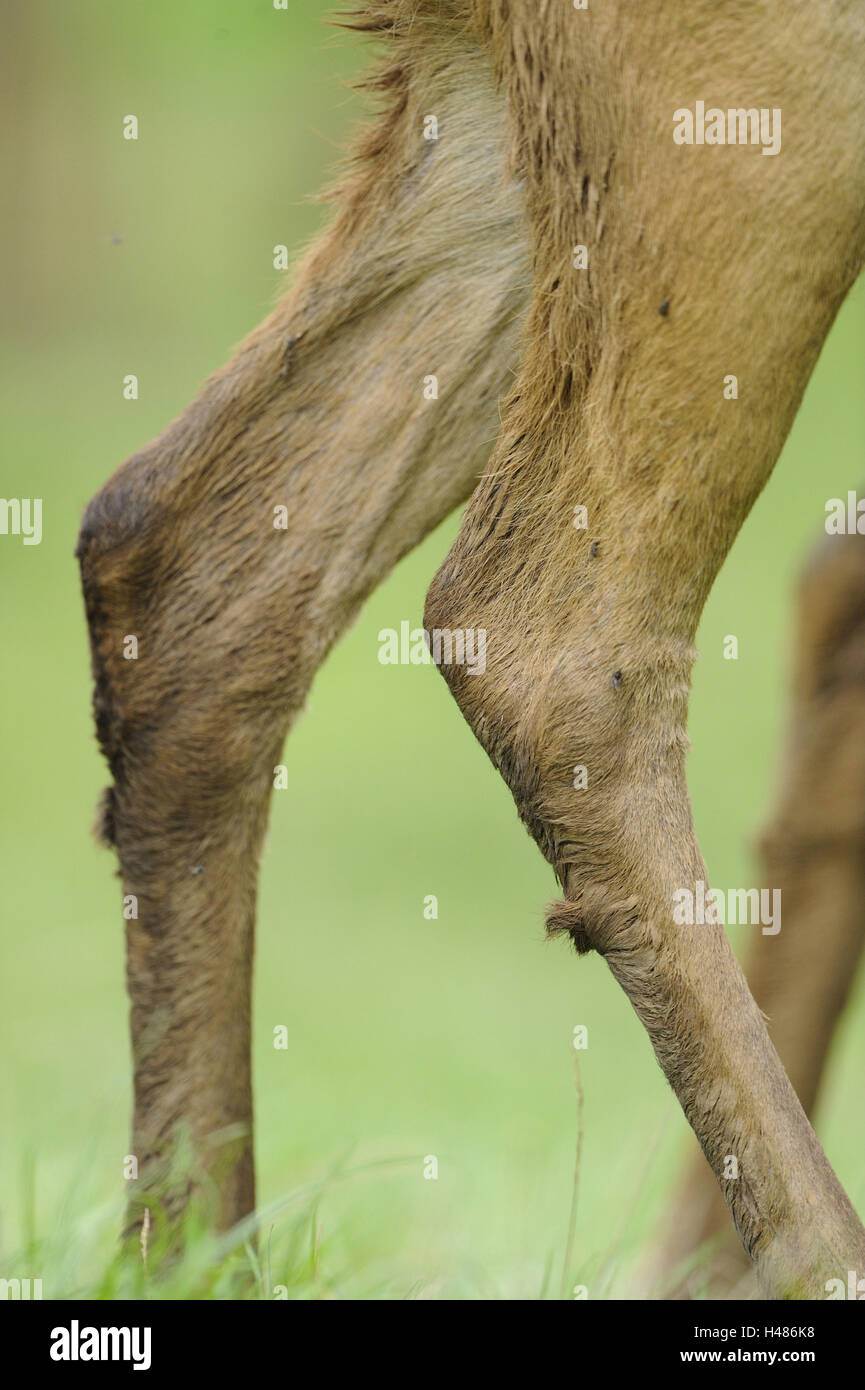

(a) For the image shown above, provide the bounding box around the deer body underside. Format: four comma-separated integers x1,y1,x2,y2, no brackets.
77,0,865,1298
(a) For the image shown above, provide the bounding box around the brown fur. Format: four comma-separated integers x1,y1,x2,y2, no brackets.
78,0,865,1292
654,520,865,1297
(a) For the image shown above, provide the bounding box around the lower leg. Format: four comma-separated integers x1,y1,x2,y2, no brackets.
78,20,529,1233
657,522,865,1295
427,440,865,1299
426,4,865,1296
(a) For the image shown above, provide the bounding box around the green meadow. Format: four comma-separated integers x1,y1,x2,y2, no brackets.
1,2,862,1298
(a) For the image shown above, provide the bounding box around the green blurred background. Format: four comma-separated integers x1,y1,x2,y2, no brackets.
1,1,863,1298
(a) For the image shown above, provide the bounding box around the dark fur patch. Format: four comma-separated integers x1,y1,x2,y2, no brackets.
545,898,592,954
546,889,642,958
93,786,117,847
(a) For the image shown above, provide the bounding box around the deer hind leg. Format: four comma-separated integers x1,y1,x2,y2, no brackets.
77,12,530,1235
656,520,865,1298
425,1,865,1297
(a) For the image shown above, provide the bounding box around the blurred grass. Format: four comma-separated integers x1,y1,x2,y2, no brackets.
0,2,863,1298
